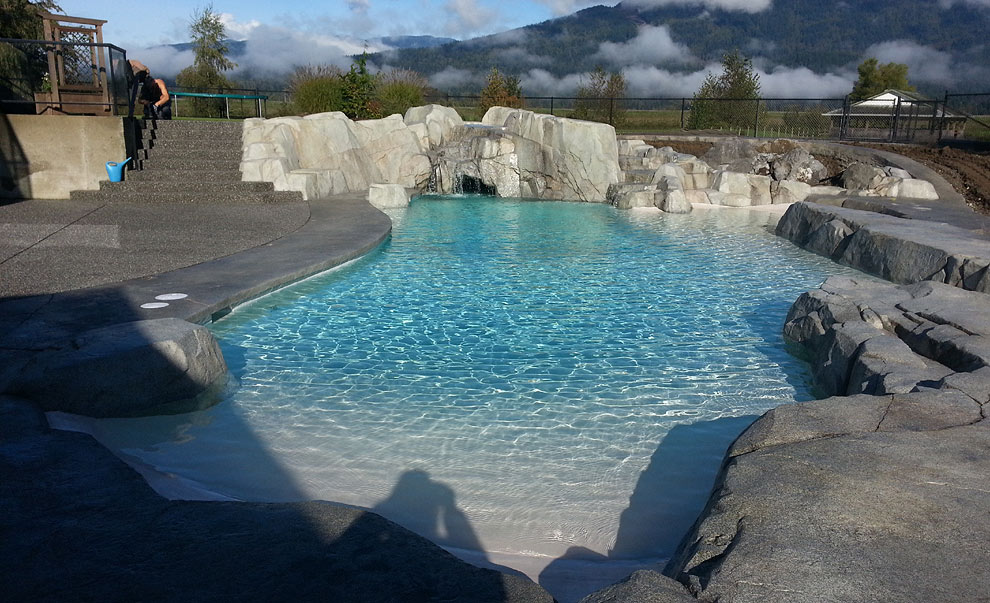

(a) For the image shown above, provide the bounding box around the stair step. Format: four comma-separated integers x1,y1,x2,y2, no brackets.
70,189,302,204
146,137,243,151
126,168,244,182
137,146,242,160
138,156,242,170
98,179,273,193
139,120,243,133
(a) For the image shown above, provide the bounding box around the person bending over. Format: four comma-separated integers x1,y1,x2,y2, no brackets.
137,67,172,120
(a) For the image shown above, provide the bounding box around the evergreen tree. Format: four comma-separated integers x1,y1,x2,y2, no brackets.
688,50,761,131
850,58,915,100
175,4,236,116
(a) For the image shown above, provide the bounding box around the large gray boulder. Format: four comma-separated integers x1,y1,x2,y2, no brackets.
702,138,758,168
771,148,828,184
782,275,989,397
8,318,228,417
776,202,990,292
580,570,695,603
668,392,990,603
841,162,887,191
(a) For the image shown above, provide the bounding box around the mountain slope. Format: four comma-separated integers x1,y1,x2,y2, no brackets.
374,0,989,90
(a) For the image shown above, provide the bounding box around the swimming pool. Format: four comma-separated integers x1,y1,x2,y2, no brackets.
79,197,863,601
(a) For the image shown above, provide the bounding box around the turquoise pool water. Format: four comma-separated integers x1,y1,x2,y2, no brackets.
77,197,863,600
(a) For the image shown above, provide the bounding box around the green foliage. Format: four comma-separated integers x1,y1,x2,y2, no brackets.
850,58,915,100
0,0,60,39
375,69,427,117
189,4,236,75
289,61,428,119
340,54,380,120
174,4,236,117
572,66,625,126
292,75,346,115
688,50,761,130
479,67,523,114
0,1,61,101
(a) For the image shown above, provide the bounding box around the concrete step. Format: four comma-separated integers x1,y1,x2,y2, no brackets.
139,120,243,134
146,137,242,152
97,179,273,193
126,168,244,183
137,155,242,170
69,188,302,204
136,147,242,162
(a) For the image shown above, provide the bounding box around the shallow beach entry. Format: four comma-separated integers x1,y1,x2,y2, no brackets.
77,197,862,601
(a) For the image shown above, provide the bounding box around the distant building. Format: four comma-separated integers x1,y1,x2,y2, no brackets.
823,89,966,142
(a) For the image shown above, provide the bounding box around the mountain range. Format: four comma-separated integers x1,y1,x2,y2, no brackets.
370,0,990,95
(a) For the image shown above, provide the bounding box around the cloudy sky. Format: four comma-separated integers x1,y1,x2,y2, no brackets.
57,0,986,96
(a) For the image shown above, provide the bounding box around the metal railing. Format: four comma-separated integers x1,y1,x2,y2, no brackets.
0,37,128,115
170,91,267,119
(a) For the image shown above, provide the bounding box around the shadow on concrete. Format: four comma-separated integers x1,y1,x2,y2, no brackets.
0,286,540,602
0,112,31,202
538,415,758,601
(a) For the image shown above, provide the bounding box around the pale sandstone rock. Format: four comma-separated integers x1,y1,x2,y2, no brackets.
481,107,621,202
403,104,464,148
771,179,812,204
367,183,410,209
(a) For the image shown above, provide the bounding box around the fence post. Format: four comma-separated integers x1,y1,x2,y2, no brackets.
938,90,949,143
753,98,761,137
839,95,849,140
609,97,614,126
680,98,686,129
890,96,901,142
550,97,554,116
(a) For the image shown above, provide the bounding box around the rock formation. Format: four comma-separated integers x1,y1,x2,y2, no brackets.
612,137,943,212
9,318,228,417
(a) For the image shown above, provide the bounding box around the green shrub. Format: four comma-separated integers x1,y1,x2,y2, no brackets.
292,75,346,115
376,80,424,117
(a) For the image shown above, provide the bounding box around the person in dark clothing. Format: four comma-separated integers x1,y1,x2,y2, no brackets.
140,74,172,120
128,60,172,120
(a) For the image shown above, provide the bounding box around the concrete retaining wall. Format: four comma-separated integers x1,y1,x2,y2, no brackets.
0,114,128,200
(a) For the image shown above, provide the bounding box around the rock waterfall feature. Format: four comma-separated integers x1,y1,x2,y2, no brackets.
240,106,620,203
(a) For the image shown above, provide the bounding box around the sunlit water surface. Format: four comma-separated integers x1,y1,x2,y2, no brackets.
68,197,864,601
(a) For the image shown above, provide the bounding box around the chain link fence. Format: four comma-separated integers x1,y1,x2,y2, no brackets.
943,93,990,143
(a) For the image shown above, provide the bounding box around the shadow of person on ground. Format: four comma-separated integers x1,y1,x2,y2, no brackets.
373,469,484,552
538,415,758,602
373,469,531,582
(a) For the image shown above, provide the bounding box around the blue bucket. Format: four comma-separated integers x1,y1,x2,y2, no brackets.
105,157,132,182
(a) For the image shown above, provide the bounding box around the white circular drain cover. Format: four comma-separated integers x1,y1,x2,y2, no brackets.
141,302,169,309
155,293,188,301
